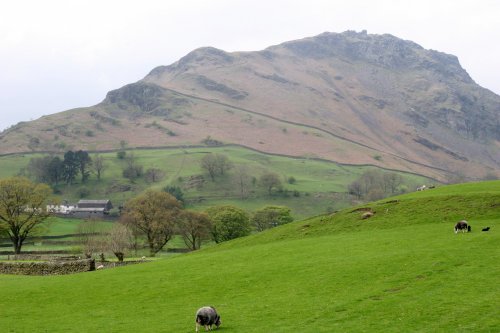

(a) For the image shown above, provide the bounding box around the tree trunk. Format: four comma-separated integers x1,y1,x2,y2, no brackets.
114,252,124,262
13,236,23,254
14,243,22,254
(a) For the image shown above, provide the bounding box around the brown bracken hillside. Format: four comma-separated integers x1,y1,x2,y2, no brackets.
1,31,499,182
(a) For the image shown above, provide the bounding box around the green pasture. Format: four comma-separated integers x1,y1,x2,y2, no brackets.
0,181,498,332
0,146,430,219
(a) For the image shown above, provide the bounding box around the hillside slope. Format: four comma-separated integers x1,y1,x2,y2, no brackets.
0,181,498,332
1,31,499,182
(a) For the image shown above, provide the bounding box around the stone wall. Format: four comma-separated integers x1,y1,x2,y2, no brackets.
5,254,81,261
0,259,95,275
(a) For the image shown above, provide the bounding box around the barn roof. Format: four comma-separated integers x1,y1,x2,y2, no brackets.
73,208,106,212
77,200,111,205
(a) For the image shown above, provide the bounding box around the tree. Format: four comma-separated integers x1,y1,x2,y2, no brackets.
93,154,107,181
63,150,79,185
75,150,92,182
252,206,294,232
383,172,403,194
348,180,363,199
163,185,185,204
214,153,232,176
122,153,143,182
177,210,212,250
360,170,384,195
26,156,64,186
47,156,64,185
201,153,218,181
206,205,250,243
234,165,252,199
259,172,282,195
26,156,52,183
121,190,181,256
145,168,165,183
0,177,51,254
107,223,134,261
76,218,104,258
200,153,232,181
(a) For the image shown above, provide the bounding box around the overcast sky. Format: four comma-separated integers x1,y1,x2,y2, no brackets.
1,0,499,131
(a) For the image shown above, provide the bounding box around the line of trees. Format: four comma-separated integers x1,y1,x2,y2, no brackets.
0,177,295,256
22,150,298,201
116,191,294,256
24,150,96,186
347,170,407,201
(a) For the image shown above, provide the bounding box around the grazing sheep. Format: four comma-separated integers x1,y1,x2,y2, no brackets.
361,211,374,219
96,264,104,270
195,306,221,332
454,220,471,233
482,227,490,231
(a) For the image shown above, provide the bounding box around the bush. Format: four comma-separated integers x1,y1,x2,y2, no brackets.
163,185,185,204
122,165,143,182
206,206,250,243
117,151,126,159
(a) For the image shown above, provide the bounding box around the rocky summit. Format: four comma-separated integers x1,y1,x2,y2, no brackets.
1,31,499,181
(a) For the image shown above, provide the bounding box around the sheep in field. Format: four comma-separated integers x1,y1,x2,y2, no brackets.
195,306,221,332
454,220,471,233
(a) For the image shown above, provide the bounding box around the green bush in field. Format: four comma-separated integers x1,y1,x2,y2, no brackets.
206,205,251,243
252,205,293,231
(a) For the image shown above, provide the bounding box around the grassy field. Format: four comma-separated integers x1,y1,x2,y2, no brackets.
0,181,498,332
0,146,430,219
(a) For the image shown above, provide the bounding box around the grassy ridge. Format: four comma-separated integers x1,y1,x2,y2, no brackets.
0,181,498,332
221,180,500,248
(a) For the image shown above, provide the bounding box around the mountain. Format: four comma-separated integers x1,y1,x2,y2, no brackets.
1,30,499,182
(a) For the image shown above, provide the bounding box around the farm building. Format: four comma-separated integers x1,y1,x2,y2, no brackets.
46,203,76,215
73,199,113,218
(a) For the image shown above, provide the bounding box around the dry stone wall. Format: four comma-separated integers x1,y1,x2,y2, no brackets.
0,259,95,275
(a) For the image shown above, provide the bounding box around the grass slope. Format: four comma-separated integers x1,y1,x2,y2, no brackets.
0,181,498,332
0,146,429,219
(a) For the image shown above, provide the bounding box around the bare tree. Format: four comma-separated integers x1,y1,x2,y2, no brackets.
383,172,403,194
259,172,282,195
348,180,363,199
107,223,134,261
200,153,232,181
145,168,165,183
215,153,232,176
122,153,143,182
93,154,107,181
77,218,105,259
234,165,252,199
201,153,218,181
177,210,212,250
